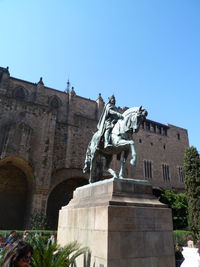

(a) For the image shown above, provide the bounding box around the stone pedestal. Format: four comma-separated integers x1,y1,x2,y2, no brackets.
57,178,175,267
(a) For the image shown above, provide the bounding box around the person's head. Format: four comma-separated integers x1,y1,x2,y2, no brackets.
187,235,193,241
23,230,28,236
1,240,33,267
10,230,16,237
108,95,116,105
51,232,56,238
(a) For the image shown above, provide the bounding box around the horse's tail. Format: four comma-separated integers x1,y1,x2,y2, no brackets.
83,161,90,173
83,131,101,173
83,141,92,173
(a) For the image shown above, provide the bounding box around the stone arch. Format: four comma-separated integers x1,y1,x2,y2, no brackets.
49,95,62,109
13,86,28,100
0,120,33,160
0,156,34,229
46,169,88,229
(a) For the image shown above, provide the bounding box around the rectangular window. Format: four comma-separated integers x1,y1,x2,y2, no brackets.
162,164,170,181
157,126,162,134
178,166,184,183
163,128,168,136
151,123,156,133
145,122,150,131
144,160,153,179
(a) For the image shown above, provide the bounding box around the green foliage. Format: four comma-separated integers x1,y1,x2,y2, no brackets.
0,235,90,267
159,189,188,230
174,230,193,246
183,146,200,239
0,230,54,239
0,248,6,266
30,212,48,230
30,235,89,267
174,230,194,265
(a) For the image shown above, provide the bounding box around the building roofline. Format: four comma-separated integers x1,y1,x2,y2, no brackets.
145,118,169,128
166,123,188,131
10,76,36,86
75,94,97,104
5,70,187,131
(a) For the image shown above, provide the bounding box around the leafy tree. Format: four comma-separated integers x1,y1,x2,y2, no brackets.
159,189,188,230
30,212,48,230
183,146,200,239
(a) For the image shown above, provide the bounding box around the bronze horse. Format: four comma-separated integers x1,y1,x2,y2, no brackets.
83,106,148,183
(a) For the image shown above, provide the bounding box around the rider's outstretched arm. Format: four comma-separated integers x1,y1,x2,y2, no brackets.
109,109,123,119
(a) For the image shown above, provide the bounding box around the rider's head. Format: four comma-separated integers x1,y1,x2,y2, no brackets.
108,95,116,105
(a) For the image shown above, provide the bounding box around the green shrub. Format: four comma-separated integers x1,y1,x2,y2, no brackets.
30,235,89,267
30,212,48,230
183,146,200,239
0,230,55,241
0,233,90,267
159,190,188,230
174,230,193,246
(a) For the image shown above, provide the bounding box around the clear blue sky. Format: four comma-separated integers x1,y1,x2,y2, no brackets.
1,0,200,151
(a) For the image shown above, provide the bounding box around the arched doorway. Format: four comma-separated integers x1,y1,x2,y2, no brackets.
0,165,28,229
47,178,88,229
0,157,34,229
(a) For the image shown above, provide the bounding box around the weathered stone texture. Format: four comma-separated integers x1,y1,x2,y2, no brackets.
0,66,189,229
57,178,175,267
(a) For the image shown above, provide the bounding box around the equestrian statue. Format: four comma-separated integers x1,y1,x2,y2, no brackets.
83,95,148,183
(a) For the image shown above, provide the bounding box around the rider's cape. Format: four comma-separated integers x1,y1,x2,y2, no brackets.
95,102,112,147
97,102,112,137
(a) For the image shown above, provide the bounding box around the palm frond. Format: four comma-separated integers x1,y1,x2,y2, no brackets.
31,236,89,267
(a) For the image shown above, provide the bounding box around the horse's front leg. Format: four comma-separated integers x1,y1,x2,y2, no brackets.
115,139,136,166
119,150,129,179
89,151,98,183
119,157,126,179
129,140,136,166
104,155,118,179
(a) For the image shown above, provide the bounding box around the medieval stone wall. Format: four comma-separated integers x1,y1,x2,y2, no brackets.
0,66,189,229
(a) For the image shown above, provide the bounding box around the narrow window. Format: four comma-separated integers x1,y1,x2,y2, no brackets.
145,122,150,131
157,126,162,134
144,160,153,179
15,88,25,100
162,164,170,181
50,98,59,109
163,128,168,136
152,124,156,133
178,166,184,183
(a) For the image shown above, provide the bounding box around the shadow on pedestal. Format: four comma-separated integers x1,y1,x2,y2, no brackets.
57,178,175,267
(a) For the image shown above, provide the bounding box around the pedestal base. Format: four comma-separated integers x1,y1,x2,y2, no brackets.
57,178,175,267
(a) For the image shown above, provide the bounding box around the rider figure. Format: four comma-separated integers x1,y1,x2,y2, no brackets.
97,95,123,148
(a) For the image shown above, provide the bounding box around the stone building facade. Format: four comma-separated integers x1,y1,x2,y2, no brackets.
0,66,189,229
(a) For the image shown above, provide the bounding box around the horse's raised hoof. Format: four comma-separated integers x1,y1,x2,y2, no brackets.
104,144,112,150
130,158,136,166
83,162,90,173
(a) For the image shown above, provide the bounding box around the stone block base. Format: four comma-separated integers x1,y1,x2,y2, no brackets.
57,178,175,267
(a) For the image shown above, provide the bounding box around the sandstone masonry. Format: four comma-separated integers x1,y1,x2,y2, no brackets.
0,66,189,229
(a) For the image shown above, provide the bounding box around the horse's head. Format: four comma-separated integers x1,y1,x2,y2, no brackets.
119,106,148,133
